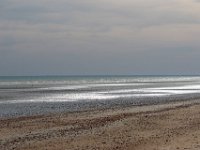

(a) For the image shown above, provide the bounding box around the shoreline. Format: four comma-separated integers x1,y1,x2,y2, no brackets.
1,94,200,119
1,99,200,149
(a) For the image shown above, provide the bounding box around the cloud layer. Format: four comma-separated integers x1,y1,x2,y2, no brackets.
1,0,200,75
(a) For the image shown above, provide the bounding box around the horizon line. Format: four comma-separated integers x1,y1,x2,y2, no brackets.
0,74,200,77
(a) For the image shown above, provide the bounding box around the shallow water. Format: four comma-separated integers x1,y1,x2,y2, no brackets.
1,76,200,117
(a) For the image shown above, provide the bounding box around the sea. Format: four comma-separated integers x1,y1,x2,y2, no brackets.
1,76,200,118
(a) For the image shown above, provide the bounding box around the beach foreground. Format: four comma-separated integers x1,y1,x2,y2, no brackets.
1,101,200,150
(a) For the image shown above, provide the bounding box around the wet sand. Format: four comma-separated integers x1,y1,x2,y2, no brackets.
1,100,200,150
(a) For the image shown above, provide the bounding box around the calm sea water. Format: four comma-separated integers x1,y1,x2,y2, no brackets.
1,76,200,117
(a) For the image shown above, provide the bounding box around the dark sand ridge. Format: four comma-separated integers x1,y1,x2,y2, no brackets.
1,100,200,150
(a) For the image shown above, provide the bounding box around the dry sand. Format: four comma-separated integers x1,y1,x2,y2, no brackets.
1,100,200,150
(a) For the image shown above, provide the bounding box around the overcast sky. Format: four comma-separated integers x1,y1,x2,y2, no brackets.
1,0,200,76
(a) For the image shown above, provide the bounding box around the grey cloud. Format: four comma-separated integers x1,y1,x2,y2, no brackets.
1,0,200,26
1,0,200,75
0,36,17,48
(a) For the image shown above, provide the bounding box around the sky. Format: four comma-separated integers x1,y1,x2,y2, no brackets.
1,0,200,76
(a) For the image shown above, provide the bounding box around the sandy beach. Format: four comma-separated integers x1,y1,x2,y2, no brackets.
0,100,200,150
